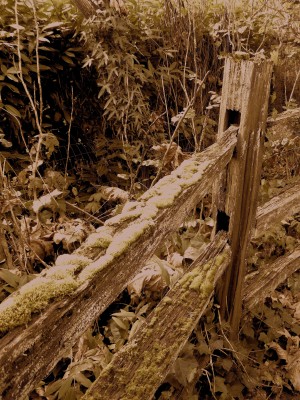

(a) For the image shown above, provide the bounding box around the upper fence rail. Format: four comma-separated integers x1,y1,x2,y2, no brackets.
0,125,237,399
0,59,299,400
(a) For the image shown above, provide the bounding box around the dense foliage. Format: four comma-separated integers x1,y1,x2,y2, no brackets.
0,0,299,399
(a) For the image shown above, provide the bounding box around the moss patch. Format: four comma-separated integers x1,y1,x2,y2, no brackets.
0,277,78,332
0,153,220,333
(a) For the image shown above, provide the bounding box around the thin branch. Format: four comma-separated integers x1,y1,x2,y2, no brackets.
150,70,210,187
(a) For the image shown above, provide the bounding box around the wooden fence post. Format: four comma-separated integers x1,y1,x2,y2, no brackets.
214,57,272,337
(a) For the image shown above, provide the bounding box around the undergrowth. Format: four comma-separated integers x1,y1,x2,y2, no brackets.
0,0,299,399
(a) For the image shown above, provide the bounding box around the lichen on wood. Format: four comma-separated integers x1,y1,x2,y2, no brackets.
0,127,237,400
82,234,230,400
0,127,237,335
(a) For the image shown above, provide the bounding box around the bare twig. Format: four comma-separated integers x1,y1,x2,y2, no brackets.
64,86,74,185
150,70,210,187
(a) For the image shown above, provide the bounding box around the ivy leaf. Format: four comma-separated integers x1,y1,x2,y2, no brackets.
214,376,228,394
172,357,198,386
42,132,59,158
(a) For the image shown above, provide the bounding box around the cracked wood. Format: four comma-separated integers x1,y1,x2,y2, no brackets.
0,127,237,400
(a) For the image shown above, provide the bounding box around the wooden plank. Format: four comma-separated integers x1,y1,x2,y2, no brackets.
243,246,300,311
152,245,300,399
0,127,237,400
82,234,231,400
213,57,273,337
266,108,300,141
255,181,300,234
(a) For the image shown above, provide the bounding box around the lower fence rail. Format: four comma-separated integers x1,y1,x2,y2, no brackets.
83,233,230,400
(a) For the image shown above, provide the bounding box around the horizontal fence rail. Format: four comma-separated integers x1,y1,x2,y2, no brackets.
244,245,300,311
0,127,238,399
0,56,298,400
255,181,300,233
83,233,230,400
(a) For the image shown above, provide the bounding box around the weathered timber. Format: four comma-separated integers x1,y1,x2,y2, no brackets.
213,57,273,336
0,127,237,400
255,181,300,234
83,233,231,400
266,107,300,140
157,243,300,400
243,246,300,311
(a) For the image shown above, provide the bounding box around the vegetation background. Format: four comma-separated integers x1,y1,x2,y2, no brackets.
0,0,299,398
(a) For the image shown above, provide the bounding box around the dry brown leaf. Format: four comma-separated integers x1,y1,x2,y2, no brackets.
127,258,181,297
92,186,129,203
167,252,183,269
53,219,95,251
269,342,288,361
32,189,63,214
29,239,53,262
286,349,300,391
293,302,300,320
151,142,186,169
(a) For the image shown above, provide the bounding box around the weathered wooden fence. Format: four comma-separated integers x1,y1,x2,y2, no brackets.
0,58,299,400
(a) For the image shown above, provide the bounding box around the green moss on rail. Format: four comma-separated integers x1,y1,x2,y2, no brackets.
0,154,217,334
0,277,78,332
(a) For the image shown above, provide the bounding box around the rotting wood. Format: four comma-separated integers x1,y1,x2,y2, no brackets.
243,246,300,311
266,107,300,140
213,58,273,337
82,233,230,400
152,244,300,400
0,127,237,400
255,181,300,234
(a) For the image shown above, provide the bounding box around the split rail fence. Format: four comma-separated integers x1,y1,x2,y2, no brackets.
0,58,299,400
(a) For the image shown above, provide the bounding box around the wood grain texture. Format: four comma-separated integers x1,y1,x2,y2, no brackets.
213,58,273,336
0,128,237,399
83,234,230,400
255,181,300,233
244,246,300,311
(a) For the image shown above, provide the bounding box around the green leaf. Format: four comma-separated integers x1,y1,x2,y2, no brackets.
214,376,228,394
7,74,19,82
112,317,128,330
62,56,75,66
0,269,20,289
65,51,75,57
42,132,59,158
42,21,65,31
4,83,20,94
3,104,21,118
75,372,92,388
1,65,7,74
38,37,50,43
44,379,62,396
112,311,136,319
6,67,19,74
38,64,51,71
155,257,170,287
9,24,25,30
58,378,73,399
